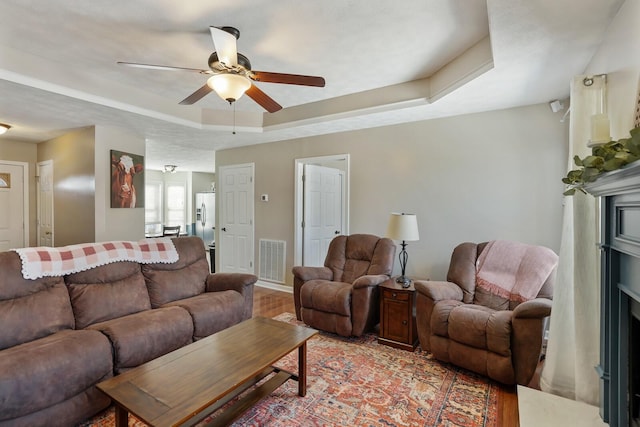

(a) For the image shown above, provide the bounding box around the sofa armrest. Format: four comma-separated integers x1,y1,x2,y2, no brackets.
352,274,390,289
512,298,552,385
414,280,463,302
206,273,257,321
206,273,257,294
350,275,389,336
512,298,552,319
292,266,333,282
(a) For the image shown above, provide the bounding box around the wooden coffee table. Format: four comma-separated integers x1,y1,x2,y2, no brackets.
97,316,318,427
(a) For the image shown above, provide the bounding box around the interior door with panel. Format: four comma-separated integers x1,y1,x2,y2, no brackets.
0,161,28,250
219,164,254,274
303,164,344,266
294,154,349,268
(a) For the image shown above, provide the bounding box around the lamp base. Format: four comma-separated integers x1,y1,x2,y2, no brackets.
396,276,411,287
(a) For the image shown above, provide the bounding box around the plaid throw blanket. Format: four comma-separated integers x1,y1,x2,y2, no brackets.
14,238,179,280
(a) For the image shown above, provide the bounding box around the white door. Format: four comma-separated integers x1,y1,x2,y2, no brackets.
0,161,28,250
219,164,254,274
303,164,344,266
37,161,54,246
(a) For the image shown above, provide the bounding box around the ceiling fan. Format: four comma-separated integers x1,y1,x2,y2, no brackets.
118,26,325,113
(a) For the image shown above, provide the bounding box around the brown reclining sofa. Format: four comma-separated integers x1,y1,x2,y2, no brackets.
0,236,256,427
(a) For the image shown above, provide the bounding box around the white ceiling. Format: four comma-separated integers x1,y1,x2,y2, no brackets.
0,0,625,172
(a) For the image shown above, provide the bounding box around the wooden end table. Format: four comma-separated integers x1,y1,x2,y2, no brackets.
378,278,418,351
97,317,317,427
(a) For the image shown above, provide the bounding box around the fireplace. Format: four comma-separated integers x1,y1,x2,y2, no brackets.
631,302,640,426
587,162,640,426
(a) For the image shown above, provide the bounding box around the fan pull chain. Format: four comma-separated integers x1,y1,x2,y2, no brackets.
232,102,236,135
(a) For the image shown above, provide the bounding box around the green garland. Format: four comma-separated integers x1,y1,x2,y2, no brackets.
563,126,640,195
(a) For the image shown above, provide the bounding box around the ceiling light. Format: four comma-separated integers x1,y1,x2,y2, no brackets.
0,124,11,135
163,165,177,174
207,74,251,103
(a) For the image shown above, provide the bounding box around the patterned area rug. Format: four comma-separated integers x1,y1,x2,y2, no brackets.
81,313,499,427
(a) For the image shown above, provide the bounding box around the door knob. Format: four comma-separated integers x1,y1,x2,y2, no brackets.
221,227,227,232
335,230,340,234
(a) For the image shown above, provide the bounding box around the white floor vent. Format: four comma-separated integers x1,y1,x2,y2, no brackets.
259,239,286,284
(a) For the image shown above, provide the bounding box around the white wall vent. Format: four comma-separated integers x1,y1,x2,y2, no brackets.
259,239,286,284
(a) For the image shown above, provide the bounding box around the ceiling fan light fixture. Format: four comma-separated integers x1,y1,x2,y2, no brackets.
163,165,177,174
207,74,251,103
0,123,11,135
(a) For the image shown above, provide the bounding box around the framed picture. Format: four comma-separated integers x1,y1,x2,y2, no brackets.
0,173,10,188
110,150,145,208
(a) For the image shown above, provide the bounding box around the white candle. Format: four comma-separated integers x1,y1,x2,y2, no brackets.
591,113,610,143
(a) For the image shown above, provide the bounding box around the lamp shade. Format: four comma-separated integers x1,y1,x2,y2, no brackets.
0,124,11,135
207,74,251,103
386,213,419,241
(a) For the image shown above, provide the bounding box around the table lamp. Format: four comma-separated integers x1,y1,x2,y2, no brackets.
386,213,419,287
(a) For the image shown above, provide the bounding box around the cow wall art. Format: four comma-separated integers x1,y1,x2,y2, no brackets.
110,150,145,208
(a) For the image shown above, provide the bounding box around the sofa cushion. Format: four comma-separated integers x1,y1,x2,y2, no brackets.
65,261,151,329
88,306,193,373
300,280,352,316
0,281,75,351
446,242,484,304
325,234,395,284
164,290,245,340
449,340,515,385
0,329,113,422
142,236,209,307
3,387,111,427
0,251,75,350
447,305,513,356
301,308,352,337
430,299,463,338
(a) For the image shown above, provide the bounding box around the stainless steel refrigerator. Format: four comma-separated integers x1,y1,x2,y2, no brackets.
195,192,215,246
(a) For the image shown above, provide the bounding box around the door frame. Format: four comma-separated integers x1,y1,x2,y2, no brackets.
0,160,29,247
294,154,350,266
36,160,53,246
218,162,255,274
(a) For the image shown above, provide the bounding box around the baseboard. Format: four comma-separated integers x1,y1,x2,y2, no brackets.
256,280,293,293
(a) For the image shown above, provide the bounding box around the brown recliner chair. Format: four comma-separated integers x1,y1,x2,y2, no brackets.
292,234,396,337
415,241,557,385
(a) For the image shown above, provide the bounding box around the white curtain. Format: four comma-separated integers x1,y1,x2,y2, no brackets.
539,75,604,405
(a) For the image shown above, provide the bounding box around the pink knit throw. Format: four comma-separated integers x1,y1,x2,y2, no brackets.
475,240,558,302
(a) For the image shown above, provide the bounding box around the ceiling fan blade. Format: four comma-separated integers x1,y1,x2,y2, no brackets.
117,61,210,74
251,71,325,87
179,84,213,105
210,26,238,67
245,84,282,113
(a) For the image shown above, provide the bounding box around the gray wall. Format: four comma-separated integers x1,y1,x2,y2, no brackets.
95,126,146,242
216,102,569,285
38,127,96,246
3,126,147,246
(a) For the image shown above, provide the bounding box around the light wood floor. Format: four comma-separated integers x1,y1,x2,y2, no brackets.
252,286,522,427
